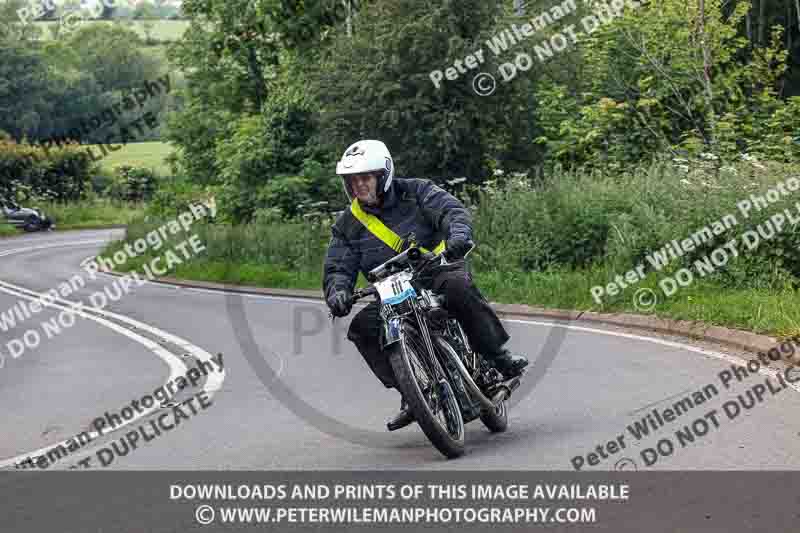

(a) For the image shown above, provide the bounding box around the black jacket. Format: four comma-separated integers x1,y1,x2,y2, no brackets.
323,177,473,299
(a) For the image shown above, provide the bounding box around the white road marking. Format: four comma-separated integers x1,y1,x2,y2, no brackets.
500,318,800,394
0,239,108,258
0,240,225,469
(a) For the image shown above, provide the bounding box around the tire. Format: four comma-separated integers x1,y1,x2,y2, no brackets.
22,216,41,232
480,398,508,433
389,326,465,459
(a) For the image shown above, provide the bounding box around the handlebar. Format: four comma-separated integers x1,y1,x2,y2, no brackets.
328,241,476,320
368,240,476,281
352,286,378,303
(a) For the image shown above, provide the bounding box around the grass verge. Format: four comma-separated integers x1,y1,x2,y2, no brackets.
42,198,146,230
0,223,18,237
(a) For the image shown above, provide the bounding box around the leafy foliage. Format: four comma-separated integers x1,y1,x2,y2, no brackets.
534,0,800,167
314,0,527,182
0,23,163,143
0,139,95,201
108,165,160,202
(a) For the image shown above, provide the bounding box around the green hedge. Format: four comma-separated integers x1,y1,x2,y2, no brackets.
0,140,95,201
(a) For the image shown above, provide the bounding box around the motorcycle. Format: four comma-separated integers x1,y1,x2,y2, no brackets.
343,236,524,458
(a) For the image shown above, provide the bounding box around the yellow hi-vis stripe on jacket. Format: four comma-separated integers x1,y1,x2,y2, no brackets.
350,199,447,255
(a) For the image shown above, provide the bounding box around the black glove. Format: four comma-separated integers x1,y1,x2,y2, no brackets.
327,287,353,317
444,236,473,261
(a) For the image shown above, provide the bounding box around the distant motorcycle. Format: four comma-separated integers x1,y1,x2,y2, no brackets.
1,197,54,232
346,237,524,458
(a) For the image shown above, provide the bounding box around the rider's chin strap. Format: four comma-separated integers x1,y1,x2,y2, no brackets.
350,198,446,255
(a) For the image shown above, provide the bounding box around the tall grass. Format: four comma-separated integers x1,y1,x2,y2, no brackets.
468,158,800,282
41,197,146,229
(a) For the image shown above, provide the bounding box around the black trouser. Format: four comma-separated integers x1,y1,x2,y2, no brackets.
346,263,510,389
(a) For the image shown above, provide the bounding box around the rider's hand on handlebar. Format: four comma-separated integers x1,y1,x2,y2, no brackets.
444,236,473,262
327,288,353,317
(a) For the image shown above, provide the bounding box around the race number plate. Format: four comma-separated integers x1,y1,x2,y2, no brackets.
375,272,417,305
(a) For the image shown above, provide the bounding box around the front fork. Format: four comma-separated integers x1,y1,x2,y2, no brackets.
411,305,450,381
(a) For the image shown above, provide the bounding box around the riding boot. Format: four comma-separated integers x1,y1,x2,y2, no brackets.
387,396,414,431
484,348,529,379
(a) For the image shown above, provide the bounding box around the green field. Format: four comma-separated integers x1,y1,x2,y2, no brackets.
33,20,189,41
89,141,173,174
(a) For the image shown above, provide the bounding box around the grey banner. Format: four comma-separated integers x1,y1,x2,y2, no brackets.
2,471,798,532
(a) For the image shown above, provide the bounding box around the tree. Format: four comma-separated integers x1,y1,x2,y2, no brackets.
314,0,526,182
66,24,161,92
0,43,55,140
533,0,800,166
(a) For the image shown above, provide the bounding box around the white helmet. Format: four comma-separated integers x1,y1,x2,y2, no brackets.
335,140,394,201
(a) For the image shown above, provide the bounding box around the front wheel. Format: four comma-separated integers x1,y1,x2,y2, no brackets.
389,326,465,459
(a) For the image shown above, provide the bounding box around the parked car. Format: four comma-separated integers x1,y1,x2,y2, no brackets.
0,197,54,232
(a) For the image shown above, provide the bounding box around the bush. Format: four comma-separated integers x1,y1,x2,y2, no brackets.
214,86,320,222
90,168,116,195
108,165,159,202
147,176,213,218
468,156,800,288
0,140,94,201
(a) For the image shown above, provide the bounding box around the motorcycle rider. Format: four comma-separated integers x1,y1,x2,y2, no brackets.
323,140,528,431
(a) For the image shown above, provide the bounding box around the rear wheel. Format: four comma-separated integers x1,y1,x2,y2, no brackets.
389,326,465,459
22,216,40,232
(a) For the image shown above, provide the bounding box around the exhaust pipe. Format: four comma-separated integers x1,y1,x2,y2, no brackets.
491,376,521,406
437,337,522,411
438,338,499,412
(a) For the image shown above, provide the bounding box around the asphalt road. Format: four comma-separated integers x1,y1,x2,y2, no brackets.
1,229,799,471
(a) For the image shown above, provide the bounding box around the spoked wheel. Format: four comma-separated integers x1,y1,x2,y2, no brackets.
389,327,465,458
